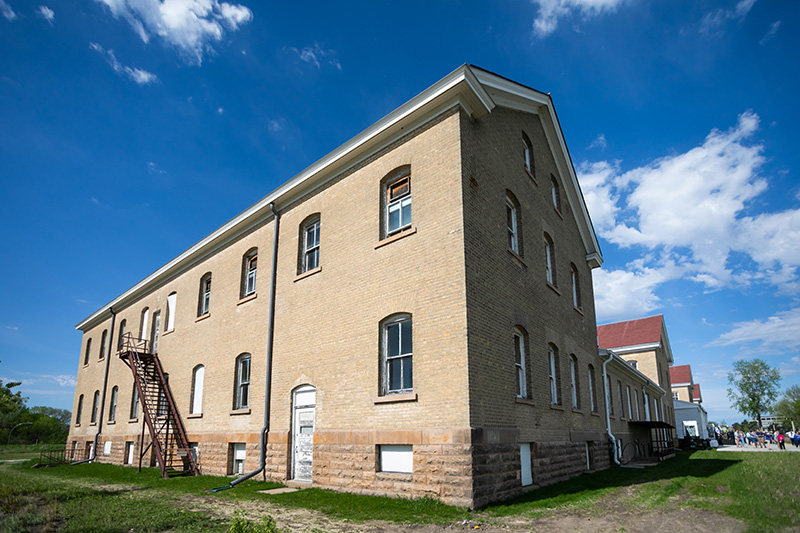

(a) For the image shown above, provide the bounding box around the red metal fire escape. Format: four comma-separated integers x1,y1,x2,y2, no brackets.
118,332,199,478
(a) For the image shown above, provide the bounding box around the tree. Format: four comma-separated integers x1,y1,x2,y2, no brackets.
774,385,800,430
727,359,781,427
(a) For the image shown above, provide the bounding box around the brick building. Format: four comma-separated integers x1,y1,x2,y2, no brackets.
69,65,665,507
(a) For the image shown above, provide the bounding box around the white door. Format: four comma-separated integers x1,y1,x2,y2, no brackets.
292,385,316,482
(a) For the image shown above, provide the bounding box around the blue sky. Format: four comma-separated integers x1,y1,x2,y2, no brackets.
1,0,797,425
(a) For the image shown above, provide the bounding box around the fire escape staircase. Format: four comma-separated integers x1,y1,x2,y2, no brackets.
118,333,200,478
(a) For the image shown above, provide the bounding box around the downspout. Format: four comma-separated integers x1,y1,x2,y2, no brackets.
214,202,280,491
73,307,115,465
599,349,620,466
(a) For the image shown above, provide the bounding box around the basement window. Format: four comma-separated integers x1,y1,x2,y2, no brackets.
379,445,412,473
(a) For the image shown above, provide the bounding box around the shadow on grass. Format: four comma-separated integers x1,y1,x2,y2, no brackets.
484,450,741,515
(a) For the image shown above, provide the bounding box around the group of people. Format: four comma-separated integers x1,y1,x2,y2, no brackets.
732,429,800,449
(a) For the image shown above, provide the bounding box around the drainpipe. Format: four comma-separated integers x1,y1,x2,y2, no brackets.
214,203,280,492
73,307,115,465
599,349,620,466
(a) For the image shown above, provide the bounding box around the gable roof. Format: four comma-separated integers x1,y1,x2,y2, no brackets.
76,65,602,331
596,315,673,364
692,383,702,402
669,364,693,386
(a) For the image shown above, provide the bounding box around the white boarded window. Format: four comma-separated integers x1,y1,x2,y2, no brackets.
124,442,134,464
166,292,177,331
191,365,204,414
379,445,412,473
520,443,532,486
103,440,112,455
140,308,149,342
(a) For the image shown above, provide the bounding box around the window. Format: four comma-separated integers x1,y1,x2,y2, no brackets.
300,217,320,273
117,320,127,351
617,381,625,418
76,394,84,425
151,310,161,353
628,360,638,370
381,314,412,394
384,170,412,237
103,440,112,455
588,365,597,412
627,385,633,419
606,375,614,416
570,264,581,308
83,338,92,366
514,327,527,398
231,443,246,475
130,385,139,419
520,443,533,486
166,292,177,331
544,234,556,286
191,365,204,414
548,344,560,405
91,390,100,423
124,442,134,464
379,445,413,473
644,391,650,421
551,175,561,212
158,373,169,417
108,385,118,422
242,249,258,296
234,354,251,409
569,355,579,409
506,192,520,255
198,273,211,316
522,132,534,176
672,391,679,400
634,389,641,420
99,329,108,360
140,307,149,341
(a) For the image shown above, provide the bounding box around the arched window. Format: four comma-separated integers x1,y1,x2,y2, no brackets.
139,307,150,341
151,310,161,353
514,327,527,398
569,355,580,409
83,338,92,366
130,385,139,419
381,314,413,394
166,292,177,331
191,364,205,414
522,132,534,177
548,344,560,405
76,394,84,425
99,329,108,360
382,167,412,237
588,365,597,413
242,248,258,297
117,319,127,351
606,374,614,416
571,264,581,309
234,354,251,409
544,233,556,286
506,191,521,255
551,175,561,212
108,385,118,422
299,216,320,273
91,390,100,423
198,273,212,316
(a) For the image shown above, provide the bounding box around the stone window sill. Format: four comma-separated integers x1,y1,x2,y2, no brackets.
573,306,584,316
572,408,584,415
195,313,210,323
554,207,564,220
128,418,138,423
525,168,538,185
375,227,417,249
507,248,528,268
89,422,97,426
294,266,321,282
549,403,565,411
374,393,417,404
107,420,116,425
376,471,413,481
515,397,536,406
187,413,203,419
591,411,601,417
230,408,251,416
238,293,257,305
547,282,561,296
163,329,175,336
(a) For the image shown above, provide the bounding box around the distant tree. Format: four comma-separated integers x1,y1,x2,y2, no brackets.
774,385,800,429
30,406,71,427
727,359,781,428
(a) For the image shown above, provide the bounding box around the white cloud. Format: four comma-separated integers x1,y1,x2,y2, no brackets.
710,309,800,351
288,43,342,71
36,5,54,24
759,21,781,45
94,0,253,65
147,161,166,174
267,119,281,132
13,372,77,388
0,0,17,21
531,0,628,39
780,356,800,377
5,325,19,331
587,133,607,151
217,107,224,114
701,0,756,35
592,260,684,320
90,42,159,85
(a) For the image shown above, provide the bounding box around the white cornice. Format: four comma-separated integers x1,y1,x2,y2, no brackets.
608,342,661,355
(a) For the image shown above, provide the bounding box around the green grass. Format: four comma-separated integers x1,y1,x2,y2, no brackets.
0,443,65,461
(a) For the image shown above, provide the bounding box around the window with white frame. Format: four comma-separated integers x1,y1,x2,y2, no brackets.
381,314,412,394
384,171,412,237
99,329,108,360
588,365,597,412
83,338,92,366
628,360,638,370
242,249,258,296
520,443,533,486
551,175,561,212
672,391,679,400
166,292,177,331
617,380,625,418
108,385,118,422
301,217,320,273
91,390,100,423
570,264,581,308
151,310,161,353
544,234,556,285
570,355,579,409
130,386,139,419
507,193,520,255
634,389,640,420
523,132,534,176
627,385,633,419
140,307,149,342
117,320,127,351
548,344,560,405
514,327,527,398
606,375,613,416
234,354,251,409
191,364,204,414
379,444,413,473
198,274,211,316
